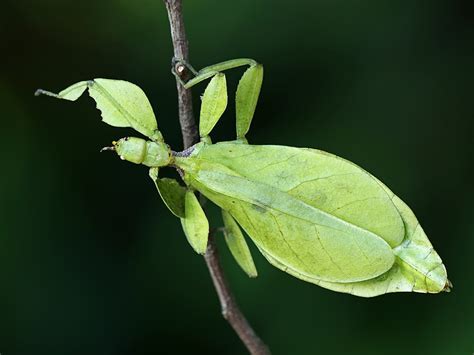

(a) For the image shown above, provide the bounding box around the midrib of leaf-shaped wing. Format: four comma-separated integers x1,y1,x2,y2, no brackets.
183,164,394,283
195,142,404,248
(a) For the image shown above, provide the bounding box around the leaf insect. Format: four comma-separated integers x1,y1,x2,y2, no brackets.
36,58,451,297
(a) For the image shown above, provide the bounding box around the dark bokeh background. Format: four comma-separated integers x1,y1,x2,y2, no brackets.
1,1,473,354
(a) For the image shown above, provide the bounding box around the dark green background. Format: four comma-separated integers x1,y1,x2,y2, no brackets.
1,1,473,354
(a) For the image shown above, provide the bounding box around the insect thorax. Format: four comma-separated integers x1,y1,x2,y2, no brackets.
114,137,171,167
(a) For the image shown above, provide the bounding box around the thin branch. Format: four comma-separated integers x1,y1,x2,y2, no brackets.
163,0,198,149
163,1,271,354
205,235,271,355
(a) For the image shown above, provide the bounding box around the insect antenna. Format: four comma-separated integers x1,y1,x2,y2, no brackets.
100,146,116,153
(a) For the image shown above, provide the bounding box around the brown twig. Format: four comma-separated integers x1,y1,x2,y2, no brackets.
205,235,271,355
163,0,198,149
163,1,270,354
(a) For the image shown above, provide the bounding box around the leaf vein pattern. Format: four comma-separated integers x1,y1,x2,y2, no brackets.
286,172,361,192
329,196,381,213
312,226,347,277
270,212,308,269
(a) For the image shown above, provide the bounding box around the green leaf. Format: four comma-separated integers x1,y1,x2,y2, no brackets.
199,73,227,137
149,168,186,218
180,190,209,254
175,141,449,296
222,210,258,278
36,79,162,142
236,65,263,139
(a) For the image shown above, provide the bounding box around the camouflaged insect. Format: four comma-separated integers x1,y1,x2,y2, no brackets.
36,58,451,297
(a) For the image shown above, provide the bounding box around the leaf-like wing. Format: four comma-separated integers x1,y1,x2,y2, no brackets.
199,73,227,137
177,141,448,295
199,170,394,283
236,65,263,139
177,148,395,283
222,210,258,277
192,142,405,247
36,79,162,141
149,168,186,218
180,190,209,254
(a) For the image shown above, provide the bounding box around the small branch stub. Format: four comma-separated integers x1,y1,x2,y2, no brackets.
176,63,185,76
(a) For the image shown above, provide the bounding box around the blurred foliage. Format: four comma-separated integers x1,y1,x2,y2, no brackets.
1,0,473,354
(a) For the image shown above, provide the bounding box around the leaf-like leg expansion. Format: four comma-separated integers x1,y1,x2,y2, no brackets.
149,168,186,218
36,79,163,142
222,210,258,278
199,73,228,139
180,190,209,254
236,65,264,141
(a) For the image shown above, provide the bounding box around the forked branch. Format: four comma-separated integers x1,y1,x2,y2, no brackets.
163,1,270,354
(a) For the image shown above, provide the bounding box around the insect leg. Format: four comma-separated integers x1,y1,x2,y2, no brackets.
176,58,259,89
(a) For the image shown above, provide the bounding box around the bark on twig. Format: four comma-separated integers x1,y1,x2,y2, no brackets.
205,234,271,355
163,0,198,149
163,1,270,354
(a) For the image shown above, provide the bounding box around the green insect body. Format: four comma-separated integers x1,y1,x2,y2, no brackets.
108,137,171,167
175,142,447,296
37,58,451,297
